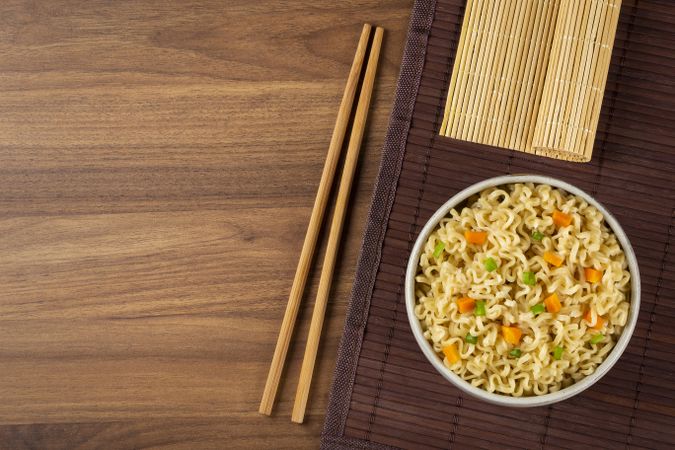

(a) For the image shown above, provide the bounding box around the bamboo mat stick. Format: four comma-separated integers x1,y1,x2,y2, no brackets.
480,0,517,144
518,0,553,149
549,0,577,148
534,0,571,148
441,0,475,134
258,23,372,416
478,0,520,145
525,0,560,152
565,0,615,158
543,0,576,148
489,0,525,144
578,0,614,154
490,0,526,144
446,0,481,136
541,0,576,146
448,0,483,136
577,0,612,154
562,0,595,152
510,0,546,150
506,0,539,149
519,0,551,152
567,0,606,152
500,0,536,148
550,0,587,151
581,0,621,157
291,27,384,425
454,0,489,138
532,0,565,147
484,0,517,143
565,0,605,154
462,0,500,140
564,0,601,153
467,0,505,142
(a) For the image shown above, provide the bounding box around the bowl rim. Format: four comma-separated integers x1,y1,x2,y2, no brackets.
404,174,641,407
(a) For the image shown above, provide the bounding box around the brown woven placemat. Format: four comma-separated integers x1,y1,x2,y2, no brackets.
322,0,675,449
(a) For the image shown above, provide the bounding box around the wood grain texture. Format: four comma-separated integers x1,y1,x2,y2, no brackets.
0,1,412,448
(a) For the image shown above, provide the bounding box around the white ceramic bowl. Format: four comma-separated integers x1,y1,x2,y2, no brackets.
405,174,640,407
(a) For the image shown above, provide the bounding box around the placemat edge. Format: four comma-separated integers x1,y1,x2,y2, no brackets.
321,0,438,447
322,434,398,450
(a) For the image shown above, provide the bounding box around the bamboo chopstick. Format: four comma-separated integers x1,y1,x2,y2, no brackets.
291,27,384,425
258,23,372,416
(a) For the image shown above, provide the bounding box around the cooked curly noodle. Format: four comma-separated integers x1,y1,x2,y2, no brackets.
414,183,630,396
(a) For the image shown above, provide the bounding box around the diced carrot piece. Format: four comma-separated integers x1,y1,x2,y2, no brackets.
552,210,573,227
544,251,564,267
584,267,603,283
583,308,593,322
464,230,487,245
443,344,461,364
501,326,522,345
584,309,605,330
593,316,605,330
544,293,561,313
456,296,475,314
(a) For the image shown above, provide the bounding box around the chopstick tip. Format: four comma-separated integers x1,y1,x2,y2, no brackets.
291,414,305,424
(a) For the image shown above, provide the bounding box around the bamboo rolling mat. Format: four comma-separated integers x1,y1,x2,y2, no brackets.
440,0,623,162
322,0,675,448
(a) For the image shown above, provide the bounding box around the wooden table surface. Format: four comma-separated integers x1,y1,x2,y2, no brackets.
0,1,412,448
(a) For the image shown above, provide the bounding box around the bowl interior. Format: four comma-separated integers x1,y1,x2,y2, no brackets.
405,174,641,407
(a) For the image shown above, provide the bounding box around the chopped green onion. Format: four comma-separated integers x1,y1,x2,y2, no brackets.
532,231,544,241
553,346,564,360
484,257,498,272
474,300,486,317
531,303,546,315
433,242,444,258
465,334,478,344
509,348,522,358
522,271,536,286
590,334,604,345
